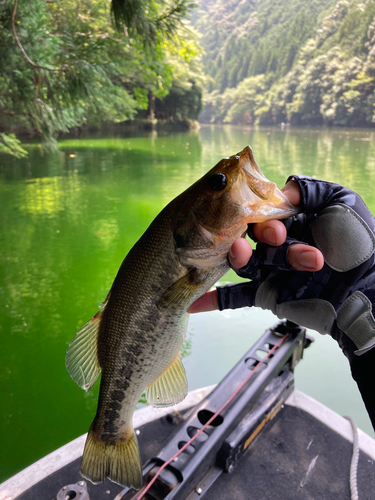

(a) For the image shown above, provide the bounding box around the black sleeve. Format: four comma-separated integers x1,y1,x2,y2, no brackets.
350,347,375,430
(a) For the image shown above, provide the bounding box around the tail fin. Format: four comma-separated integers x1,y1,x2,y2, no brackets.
81,427,142,489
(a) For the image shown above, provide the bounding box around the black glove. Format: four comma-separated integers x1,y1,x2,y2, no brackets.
217,175,375,429
217,176,375,360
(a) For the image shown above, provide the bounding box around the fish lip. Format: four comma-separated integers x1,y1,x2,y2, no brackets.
239,146,269,181
251,202,298,222
235,146,299,222
246,192,299,222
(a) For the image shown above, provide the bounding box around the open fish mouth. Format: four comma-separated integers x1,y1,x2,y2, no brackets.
234,145,298,223
249,191,297,221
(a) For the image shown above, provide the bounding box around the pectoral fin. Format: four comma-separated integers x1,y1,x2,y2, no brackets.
146,355,188,408
156,269,206,310
65,297,108,391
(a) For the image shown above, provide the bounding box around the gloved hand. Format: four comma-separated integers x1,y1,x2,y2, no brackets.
189,175,375,429
217,176,375,360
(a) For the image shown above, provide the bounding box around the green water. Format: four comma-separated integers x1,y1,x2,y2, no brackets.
1,125,375,484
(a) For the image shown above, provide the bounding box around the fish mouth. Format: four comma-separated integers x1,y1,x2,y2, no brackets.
251,190,298,222
236,145,299,223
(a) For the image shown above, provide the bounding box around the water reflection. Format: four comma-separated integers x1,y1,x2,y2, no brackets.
199,126,375,210
95,218,120,250
21,175,83,218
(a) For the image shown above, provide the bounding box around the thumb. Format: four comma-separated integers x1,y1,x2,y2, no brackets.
188,289,219,313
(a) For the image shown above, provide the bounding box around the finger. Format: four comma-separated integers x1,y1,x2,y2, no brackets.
282,180,301,205
239,238,324,275
187,289,219,313
217,281,258,310
287,243,324,271
228,238,253,269
252,219,287,246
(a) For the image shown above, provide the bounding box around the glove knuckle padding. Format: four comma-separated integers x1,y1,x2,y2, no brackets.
311,204,375,272
276,299,336,335
255,275,337,335
337,291,375,355
253,274,281,314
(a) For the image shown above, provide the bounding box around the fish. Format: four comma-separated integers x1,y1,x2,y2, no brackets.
65,145,297,488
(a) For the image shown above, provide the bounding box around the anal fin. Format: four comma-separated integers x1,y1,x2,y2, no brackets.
146,354,188,408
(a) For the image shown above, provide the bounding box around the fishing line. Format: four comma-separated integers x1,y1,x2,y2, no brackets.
116,332,289,500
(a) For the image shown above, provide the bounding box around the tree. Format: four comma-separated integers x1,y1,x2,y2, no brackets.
195,0,375,128
151,28,206,124
224,74,269,124
0,0,199,153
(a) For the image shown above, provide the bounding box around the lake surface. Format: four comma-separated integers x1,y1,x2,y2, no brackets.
1,124,375,484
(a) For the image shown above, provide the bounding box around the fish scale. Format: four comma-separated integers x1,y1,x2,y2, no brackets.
65,145,297,488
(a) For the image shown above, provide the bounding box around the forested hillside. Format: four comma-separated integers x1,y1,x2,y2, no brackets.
195,0,375,127
2,0,375,156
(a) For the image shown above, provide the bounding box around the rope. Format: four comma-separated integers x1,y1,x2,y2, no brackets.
344,415,359,500
114,333,290,500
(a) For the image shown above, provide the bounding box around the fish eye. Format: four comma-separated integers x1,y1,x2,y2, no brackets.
208,173,228,191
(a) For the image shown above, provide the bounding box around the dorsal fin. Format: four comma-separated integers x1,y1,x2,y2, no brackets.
65,297,109,391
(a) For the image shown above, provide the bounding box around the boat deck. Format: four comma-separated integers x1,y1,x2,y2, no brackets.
12,396,375,500
3,323,375,500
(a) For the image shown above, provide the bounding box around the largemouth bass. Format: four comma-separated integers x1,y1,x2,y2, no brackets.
66,146,297,488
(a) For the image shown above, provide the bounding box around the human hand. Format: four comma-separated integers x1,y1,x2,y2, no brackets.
188,176,375,359
188,175,375,430
188,180,324,313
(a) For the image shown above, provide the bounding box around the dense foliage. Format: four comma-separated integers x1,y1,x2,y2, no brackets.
0,0,203,153
2,0,375,156
196,0,375,127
